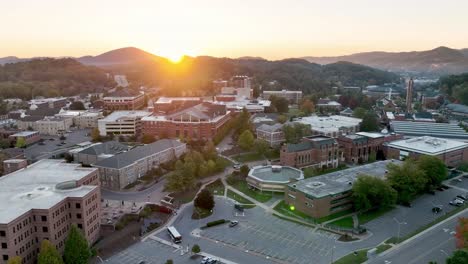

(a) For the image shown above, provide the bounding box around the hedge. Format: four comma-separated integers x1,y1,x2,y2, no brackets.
206,219,226,227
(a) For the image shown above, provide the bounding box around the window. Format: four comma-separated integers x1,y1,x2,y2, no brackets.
76,214,82,219
1,243,6,249
0,231,5,237
41,216,47,222
42,227,48,233
77,224,83,229
2,255,8,261
75,203,81,209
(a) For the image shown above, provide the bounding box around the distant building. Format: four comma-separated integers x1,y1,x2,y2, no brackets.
337,132,403,164
247,165,303,192
94,139,186,190
285,160,402,218
293,115,362,138
339,107,354,117
262,90,302,105
316,99,342,113
386,136,468,167
98,111,152,137
443,104,468,121
0,160,101,264
18,116,73,136
29,97,68,110
103,89,145,111
153,97,202,114
2,159,28,175
390,121,468,141
142,102,232,141
56,110,103,129
406,78,414,113
9,131,40,146
280,136,340,169
256,123,285,147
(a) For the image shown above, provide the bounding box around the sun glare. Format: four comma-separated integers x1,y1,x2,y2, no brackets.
167,54,184,64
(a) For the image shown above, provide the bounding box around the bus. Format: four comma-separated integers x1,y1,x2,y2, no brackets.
167,226,182,243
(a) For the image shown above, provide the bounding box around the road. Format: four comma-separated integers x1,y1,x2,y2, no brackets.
368,209,467,264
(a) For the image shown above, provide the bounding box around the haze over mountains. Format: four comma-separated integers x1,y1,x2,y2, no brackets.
302,46,468,75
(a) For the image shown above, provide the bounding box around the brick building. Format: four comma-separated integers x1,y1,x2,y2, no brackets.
337,132,403,164
103,90,145,111
280,136,340,169
0,160,100,264
2,159,28,175
285,160,402,218
386,136,468,167
142,102,232,141
153,97,202,115
9,131,41,146
97,111,152,137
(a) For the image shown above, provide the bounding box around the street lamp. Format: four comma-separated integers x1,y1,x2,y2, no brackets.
393,217,407,243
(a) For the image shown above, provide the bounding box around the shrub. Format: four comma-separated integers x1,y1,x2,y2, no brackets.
206,219,226,227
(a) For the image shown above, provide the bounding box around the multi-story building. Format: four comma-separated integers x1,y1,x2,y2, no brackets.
153,97,202,115
0,160,100,264
17,117,72,136
443,104,468,121
316,99,342,113
56,110,103,129
94,139,186,190
406,78,414,113
74,141,130,166
386,136,468,167
2,159,28,175
280,136,340,169
8,131,40,146
390,121,468,141
103,90,145,111
262,90,302,104
97,111,152,137
29,97,68,110
285,160,402,218
337,132,403,164
256,123,285,147
294,115,362,138
142,102,232,141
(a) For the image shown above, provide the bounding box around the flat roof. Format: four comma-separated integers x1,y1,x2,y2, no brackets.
100,111,152,122
11,131,39,137
249,165,303,184
391,121,468,140
155,97,201,104
386,136,468,155
263,90,302,94
294,115,362,133
289,160,402,198
356,132,385,139
0,159,98,223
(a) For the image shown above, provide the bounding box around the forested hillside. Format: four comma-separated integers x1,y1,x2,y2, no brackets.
439,73,468,104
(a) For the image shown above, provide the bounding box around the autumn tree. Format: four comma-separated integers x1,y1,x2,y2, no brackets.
69,101,85,110
455,217,468,249
141,134,156,144
194,189,215,211
282,123,311,144
417,155,447,190
300,99,315,115
7,256,22,264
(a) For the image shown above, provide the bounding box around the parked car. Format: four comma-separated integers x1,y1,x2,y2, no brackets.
432,206,443,213
449,199,464,206
234,204,244,212
457,194,468,201
229,220,239,227
233,163,241,170
201,257,217,264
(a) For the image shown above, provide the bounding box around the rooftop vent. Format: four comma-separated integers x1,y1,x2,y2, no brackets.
271,165,282,172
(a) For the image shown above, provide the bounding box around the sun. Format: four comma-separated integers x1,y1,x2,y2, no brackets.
167,54,184,64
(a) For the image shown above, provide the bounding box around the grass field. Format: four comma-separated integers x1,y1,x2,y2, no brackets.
205,179,225,196
227,175,272,202
226,190,256,208
333,249,367,264
328,216,354,228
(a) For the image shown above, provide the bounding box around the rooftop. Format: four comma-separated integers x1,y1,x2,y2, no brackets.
0,159,98,223
100,111,152,122
263,90,302,94
294,115,362,133
446,103,468,114
10,131,39,137
386,136,468,155
248,165,303,184
289,160,402,198
93,139,184,169
257,123,283,133
155,97,201,104
78,141,130,156
390,121,468,141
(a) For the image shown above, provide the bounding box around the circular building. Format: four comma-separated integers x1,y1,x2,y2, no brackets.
247,165,304,193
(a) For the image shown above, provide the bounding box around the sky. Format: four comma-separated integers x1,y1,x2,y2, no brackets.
1,0,468,60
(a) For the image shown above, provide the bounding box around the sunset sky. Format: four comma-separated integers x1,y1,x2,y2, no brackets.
2,0,468,60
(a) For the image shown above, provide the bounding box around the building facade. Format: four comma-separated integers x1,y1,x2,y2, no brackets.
103,90,145,111
0,160,100,264
294,115,362,138
8,131,40,146
262,90,303,105
280,136,340,169
97,111,152,137
256,123,285,147
94,139,186,190
2,159,28,175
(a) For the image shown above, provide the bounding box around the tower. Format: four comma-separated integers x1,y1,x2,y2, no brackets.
406,78,414,113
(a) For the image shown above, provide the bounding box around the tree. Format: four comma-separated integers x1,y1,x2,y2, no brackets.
282,123,311,144
446,250,468,264
360,111,379,132
455,217,468,249
91,128,101,142
300,99,315,115
191,244,201,254
15,137,26,148
7,256,22,264
194,189,215,211
353,107,367,119
417,155,447,190
165,260,174,264
352,175,397,212
64,153,74,163
238,130,254,150
63,225,91,264
453,83,468,105
69,101,85,110
240,164,250,177
271,96,289,113
387,160,428,204
277,115,288,124
0,139,10,149
254,139,270,156
141,134,156,144
235,108,252,136
38,240,64,264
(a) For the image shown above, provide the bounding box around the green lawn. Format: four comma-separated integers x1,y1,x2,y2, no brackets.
192,207,213,219
328,216,354,228
227,176,272,203
333,249,368,264
376,244,392,254
265,149,280,160
226,190,256,208
273,200,316,224
205,179,225,196
357,207,392,225
233,152,264,162
317,209,354,223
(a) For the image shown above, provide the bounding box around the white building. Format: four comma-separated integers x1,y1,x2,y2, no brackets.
98,111,152,136
56,110,103,129
294,115,362,138
262,90,303,104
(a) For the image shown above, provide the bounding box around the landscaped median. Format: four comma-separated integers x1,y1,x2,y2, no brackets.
226,174,272,203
